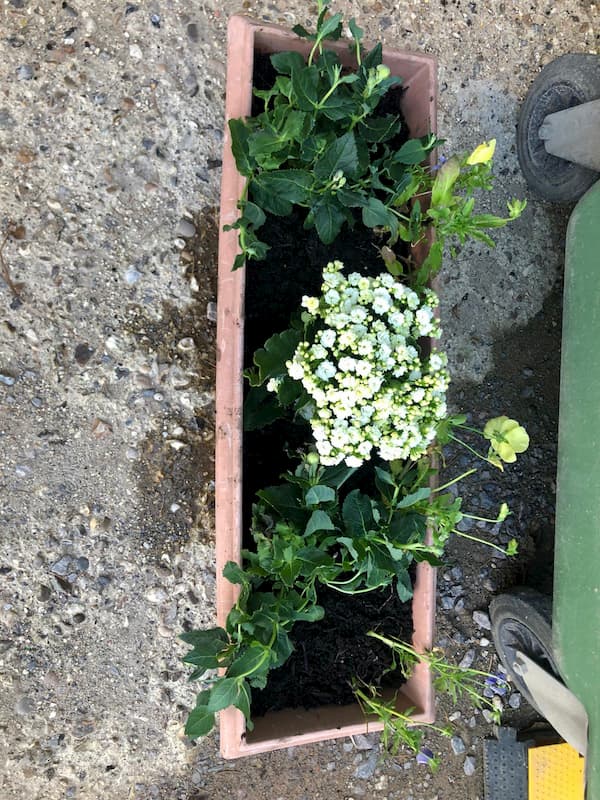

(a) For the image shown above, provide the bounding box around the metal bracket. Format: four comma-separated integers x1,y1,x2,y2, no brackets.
513,650,588,757
539,99,600,172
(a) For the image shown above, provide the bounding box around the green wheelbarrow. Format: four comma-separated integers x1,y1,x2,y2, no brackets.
489,54,600,799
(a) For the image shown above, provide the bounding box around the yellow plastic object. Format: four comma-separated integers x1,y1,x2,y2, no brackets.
528,743,585,800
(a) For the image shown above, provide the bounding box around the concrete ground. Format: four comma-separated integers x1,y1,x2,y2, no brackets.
0,1,597,798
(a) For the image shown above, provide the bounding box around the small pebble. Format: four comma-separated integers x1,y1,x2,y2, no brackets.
150,13,161,27
448,711,461,722
125,267,142,285
472,610,492,630
17,65,34,80
206,302,217,323
463,756,476,776
459,649,475,670
0,374,16,386
129,44,143,60
508,692,522,709
354,749,378,779
451,736,466,755
479,637,490,647
145,587,168,604
187,23,199,41
175,219,196,238
74,343,95,365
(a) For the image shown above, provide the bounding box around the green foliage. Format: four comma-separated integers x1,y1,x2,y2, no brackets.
355,633,505,763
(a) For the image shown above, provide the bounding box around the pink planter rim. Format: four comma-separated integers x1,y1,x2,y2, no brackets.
215,13,438,759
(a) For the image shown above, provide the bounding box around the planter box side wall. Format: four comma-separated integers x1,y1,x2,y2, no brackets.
216,14,438,758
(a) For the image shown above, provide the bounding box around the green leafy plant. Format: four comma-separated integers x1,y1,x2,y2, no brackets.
353,633,507,763
226,1,525,270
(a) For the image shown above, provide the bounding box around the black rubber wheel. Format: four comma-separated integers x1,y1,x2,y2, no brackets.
489,588,561,712
517,54,600,203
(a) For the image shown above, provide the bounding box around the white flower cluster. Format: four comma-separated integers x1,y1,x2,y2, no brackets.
281,261,449,467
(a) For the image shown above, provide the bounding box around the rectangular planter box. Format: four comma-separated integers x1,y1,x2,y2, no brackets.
215,13,438,759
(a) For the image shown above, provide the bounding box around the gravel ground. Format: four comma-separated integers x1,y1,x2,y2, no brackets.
0,1,597,799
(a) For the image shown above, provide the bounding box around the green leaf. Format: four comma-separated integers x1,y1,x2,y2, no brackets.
393,138,432,165
348,18,364,44
314,131,358,181
292,603,325,622
363,43,383,69
305,485,336,506
228,118,254,177
252,170,313,216
362,196,393,228
374,466,396,486
397,487,431,508
281,109,310,141
291,65,320,111
185,704,215,739
243,201,266,229
271,50,306,75
233,680,252,727
395,568,414,602
252,328,302,386
207,678,244,713
318,12,344,40
227,646,268,679
292,23,315,40
257,484,304,525
314,200,346,244
359,114,400,143
305,509,336,536
319,463,358,489
223,561,247,585
342,490,374,536
431,156,461,206
337,187,367,208
180,627,228,649
243,385,285,432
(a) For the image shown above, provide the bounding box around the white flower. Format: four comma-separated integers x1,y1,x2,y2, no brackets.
319,329,336,349
266,377,283,393
286,262,449,466
315,361,336,381
287,360,304,380
302,295,319,314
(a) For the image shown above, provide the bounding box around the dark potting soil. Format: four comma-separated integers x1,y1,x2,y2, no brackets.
240,50,417,715
251,584,413,716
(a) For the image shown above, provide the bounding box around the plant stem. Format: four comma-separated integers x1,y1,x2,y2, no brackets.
448,433,489,463
451,528,508,555
433,468,476,493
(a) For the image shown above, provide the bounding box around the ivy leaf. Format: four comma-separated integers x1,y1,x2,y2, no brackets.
305,509,336,536
314,131,358,181
185,704,216,739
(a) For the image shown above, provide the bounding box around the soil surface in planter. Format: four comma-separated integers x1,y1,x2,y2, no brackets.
241,54,419,714
251,584,414,716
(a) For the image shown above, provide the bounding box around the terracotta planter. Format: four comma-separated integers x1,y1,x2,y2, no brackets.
215,14,438,759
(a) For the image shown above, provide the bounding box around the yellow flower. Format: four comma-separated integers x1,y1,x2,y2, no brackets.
483,416,529,464
466,139,496,166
